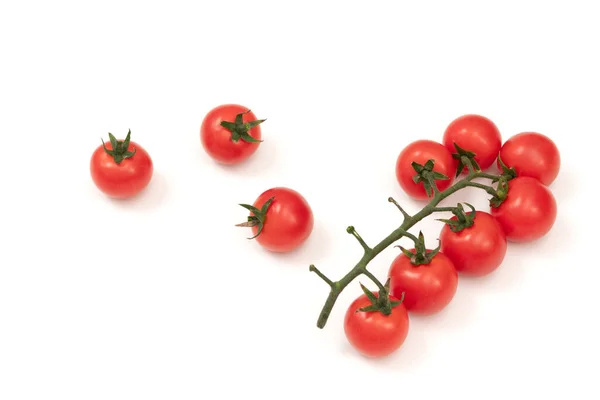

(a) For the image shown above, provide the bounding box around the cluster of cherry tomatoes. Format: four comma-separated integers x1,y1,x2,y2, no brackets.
344,114,560,358
89,107,560,360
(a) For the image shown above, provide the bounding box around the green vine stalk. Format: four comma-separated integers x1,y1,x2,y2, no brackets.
309,155,515,329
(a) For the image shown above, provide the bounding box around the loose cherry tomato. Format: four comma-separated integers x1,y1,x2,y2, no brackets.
490,177,557,242
498,132,561,186
439,211,507,277
237,187,314,252
388,249,458,314
395,140,456,200
343,291,409,358
90,130,153,199
442,114,502,172
200,104,265,164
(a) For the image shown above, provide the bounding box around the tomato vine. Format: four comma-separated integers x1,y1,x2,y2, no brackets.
309,154,515,328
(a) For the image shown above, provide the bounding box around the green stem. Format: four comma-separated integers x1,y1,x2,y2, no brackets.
465,181,497,197
362,269,386,292
311,168,503,329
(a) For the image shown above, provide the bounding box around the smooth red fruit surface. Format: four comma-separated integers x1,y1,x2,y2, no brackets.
395,140,456,200
442,114,502,171
490,177,557,242
344,292,409,358
200,104,263,164
248,187,314,252
439,211,507,277
499,132,560,186
388,250,458,314
90,141,153,199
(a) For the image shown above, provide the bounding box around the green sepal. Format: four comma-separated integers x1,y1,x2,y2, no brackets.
489,178,509,208
436,202,476,232
496,155,517,182
452,143,480,176
356,279,404,315
411,159,449,197
394,232,440,266
101,129,137,165
220,109,266,144
236,196,275,239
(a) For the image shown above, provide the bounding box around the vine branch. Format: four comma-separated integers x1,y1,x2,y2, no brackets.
309,156,512,329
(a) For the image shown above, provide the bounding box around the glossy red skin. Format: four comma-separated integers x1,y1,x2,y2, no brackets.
200,104,262,164
439,211,507,277
344,292,409,358
395,140,457,200
250,187,314,252
388,250,458,314
90,141,153,199
499,132,560,186
442,114,502,171
490,177,557,242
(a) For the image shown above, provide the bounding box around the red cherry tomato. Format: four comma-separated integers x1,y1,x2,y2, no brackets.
499,132,561,186
90,131,153,199
200,104,265,164
395,140,457,200
388,250,458,314
442,114,502,172
343,291,409,358
439,211,507,277
490,177,557,242
237,187,314,252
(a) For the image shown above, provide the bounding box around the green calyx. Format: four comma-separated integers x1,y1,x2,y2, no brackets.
437,202,476,232
412,159,450,197
451,142,480,176
357,279,404,316
101,130,136,164
235,196,275,239
220,109,266,143
396,231,441,266
496,155,517,182
488,156,517,208
489,178,509,208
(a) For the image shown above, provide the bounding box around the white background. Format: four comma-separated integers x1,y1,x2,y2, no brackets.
1,0,599,399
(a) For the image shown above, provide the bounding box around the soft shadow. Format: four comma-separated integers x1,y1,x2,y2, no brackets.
212,136,280,176
339,319,429,370
109,172,169,211
265,219,332,267
546,164,573,204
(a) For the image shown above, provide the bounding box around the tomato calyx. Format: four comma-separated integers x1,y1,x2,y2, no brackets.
101,130,136,164
496,155,518,182
412,159,450,197
235,196,275,239
220,110,266,144
356,280,404,315
437,202,477,232
396,231,441,266
451,143,480,176
488,178,510,208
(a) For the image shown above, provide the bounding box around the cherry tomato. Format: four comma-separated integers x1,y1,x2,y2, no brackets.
442,114,502,172
200,104,265,164
343,291,409,358
237,187,314,252
490,177,557,242
498,132,561,186
395,140,457,200
90,130,153,199
439,211,507,277
388,250,458,314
